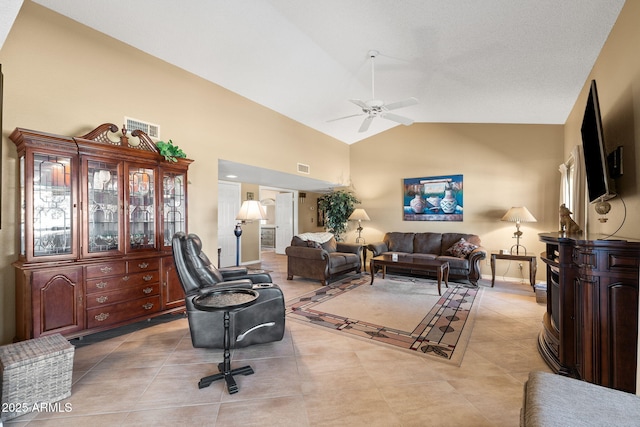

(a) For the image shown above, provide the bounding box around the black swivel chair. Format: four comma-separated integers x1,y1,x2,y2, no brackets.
172,232,285,393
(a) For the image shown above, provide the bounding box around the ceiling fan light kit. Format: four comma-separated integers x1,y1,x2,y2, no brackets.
330,50,419,132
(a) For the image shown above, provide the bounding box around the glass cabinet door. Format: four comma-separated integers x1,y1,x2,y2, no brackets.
31,153,75,258
87,160,121,254
162,171,186,247
128,166,156,251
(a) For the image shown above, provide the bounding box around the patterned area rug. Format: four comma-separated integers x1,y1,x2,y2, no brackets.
285,274,482,365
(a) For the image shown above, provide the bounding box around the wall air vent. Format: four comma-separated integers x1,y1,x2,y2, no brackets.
297,163,310,174
125,117,160,139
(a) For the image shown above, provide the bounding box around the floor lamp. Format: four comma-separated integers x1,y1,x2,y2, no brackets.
501,206,537,255
348,208,371,244
235,200,267,266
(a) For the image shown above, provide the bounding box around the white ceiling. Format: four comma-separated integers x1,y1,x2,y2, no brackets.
21,0,624,146
1,1,625,191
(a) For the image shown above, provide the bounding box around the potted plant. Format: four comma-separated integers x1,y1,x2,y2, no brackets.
317,189,360,241
155,139,187,162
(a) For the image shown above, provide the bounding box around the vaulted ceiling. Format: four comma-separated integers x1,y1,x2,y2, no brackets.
2,0,625,146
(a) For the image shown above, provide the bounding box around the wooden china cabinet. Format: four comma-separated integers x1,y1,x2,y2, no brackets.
10,123,192,341
539,232,640,393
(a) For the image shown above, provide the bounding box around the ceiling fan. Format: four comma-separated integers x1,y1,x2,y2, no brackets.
329,50,419,132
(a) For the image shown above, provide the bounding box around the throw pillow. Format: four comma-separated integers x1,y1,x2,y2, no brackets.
307,241,322,249
446,238,478,258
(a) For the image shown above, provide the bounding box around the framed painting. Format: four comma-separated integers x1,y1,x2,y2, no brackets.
403,174,463,221
316,198,325,227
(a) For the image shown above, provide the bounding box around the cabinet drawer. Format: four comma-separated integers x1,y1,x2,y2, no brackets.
85,283,160,308
86,295,161,328
86,271,159,294
85,262,126,279
127,258,159,273
607,252,640,272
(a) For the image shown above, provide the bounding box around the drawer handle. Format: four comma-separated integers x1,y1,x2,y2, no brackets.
143,302,154,310
95,313,109,322
122,275,130,281
100,266,113,273
142,287,153,294
138,262,149,269
96,281,108,289
96,296,108,304
143,274,153,281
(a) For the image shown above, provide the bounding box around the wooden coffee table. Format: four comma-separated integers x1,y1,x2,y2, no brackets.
370,254,449,295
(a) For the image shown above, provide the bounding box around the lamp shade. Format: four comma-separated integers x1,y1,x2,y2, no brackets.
236,200,267,221
348,208,371,221
501,206,537,223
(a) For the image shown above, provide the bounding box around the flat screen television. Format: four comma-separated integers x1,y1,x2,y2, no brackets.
581,80,616,203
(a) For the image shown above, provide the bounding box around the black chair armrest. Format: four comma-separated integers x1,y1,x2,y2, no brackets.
198,279,253,295
367,242,388,257
220,266,249,278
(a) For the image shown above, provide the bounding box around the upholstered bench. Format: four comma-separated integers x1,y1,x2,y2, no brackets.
521,371,640,426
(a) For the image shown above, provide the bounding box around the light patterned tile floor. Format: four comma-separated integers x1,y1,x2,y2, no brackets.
6,251,550,426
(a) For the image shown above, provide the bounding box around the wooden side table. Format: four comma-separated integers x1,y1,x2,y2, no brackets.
491,253,537,287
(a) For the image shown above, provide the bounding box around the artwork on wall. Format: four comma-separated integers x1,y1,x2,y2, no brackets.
316,198,325,227
403,174,463,221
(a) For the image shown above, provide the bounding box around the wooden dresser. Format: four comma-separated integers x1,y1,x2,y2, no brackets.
10,124,192,341
539,232,640,393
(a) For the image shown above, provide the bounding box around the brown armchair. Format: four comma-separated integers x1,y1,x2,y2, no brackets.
285,234,362,285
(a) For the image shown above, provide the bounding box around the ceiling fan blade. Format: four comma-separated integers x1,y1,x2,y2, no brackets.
358,116,374,132
349,99,370,110
384,97,419,111
326,113,364,123
382,112,414,126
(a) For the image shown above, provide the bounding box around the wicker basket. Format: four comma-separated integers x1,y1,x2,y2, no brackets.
0,334,74,421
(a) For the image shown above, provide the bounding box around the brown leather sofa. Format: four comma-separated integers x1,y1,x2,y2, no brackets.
367,232,486,285
286,235,363,285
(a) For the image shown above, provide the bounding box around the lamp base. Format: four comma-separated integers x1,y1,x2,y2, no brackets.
234,224,243,266
510,244,527,256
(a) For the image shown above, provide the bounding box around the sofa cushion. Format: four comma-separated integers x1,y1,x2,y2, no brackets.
437,255,470,271
411,253,438,261
327,252,359,269
322,238,337,253
446,238,479,258
384,232,415,253
413,232,443,254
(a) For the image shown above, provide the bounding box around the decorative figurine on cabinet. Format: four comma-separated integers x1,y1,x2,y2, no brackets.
559,204,582,234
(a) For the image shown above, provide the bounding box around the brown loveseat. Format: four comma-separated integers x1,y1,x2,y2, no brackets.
367,232,486,285
286,234,363,285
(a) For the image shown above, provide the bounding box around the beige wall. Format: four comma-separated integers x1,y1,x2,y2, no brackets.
563,0,640,239
0,2,349,343
2,1,639,347
349,123,564,274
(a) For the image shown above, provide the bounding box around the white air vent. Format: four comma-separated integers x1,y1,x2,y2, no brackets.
125,117,160,139
297,163,310,174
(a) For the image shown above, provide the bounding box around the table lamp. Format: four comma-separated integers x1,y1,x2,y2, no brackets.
234,200,267,266
348,208,370,243
501,206,537,255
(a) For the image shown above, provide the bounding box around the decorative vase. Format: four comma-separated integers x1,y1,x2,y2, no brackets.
439,189,457,214
410,194,425,214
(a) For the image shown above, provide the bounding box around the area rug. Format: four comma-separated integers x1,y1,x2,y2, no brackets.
285,274,482,365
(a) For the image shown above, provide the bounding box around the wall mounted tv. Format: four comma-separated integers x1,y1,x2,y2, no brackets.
581,80,616,203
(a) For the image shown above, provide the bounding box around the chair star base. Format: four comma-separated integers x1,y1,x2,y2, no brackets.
198,363,254,394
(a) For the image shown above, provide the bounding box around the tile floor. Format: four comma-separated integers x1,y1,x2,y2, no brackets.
6,251,551,426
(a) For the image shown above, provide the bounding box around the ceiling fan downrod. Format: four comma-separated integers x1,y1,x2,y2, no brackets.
369,50,378,100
